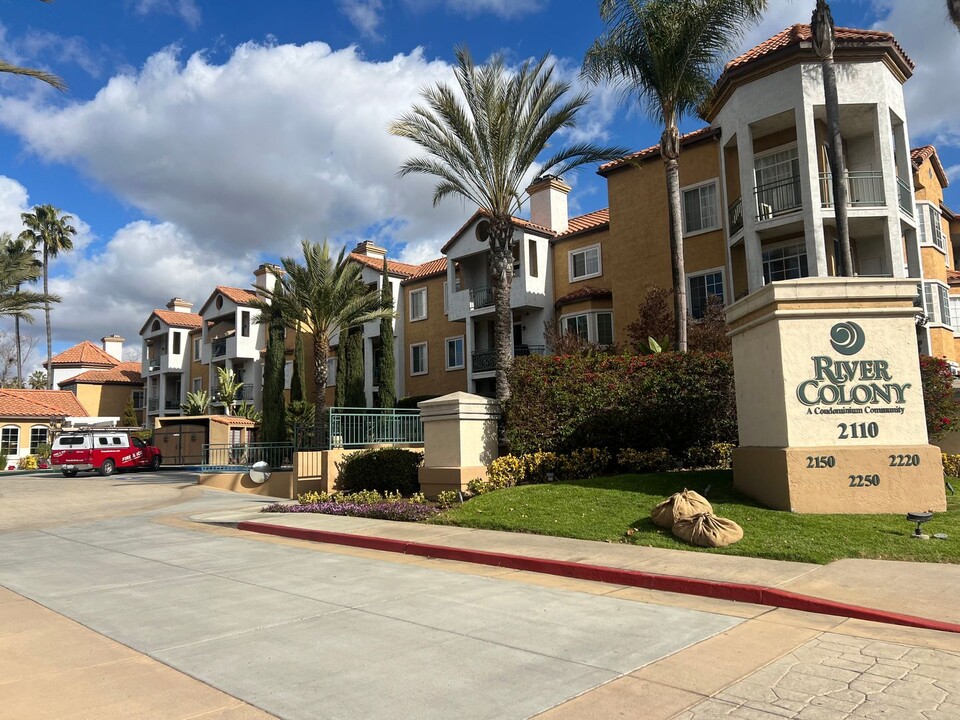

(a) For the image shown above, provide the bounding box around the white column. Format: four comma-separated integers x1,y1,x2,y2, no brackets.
364,336,374,407
875,101,906,277
797,104,828,277
735,123,765,292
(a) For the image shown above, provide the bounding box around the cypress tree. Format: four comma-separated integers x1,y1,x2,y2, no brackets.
346,326,366,407
335,329,347,407
122,396,139,427
377,257,396,408
291,331,306,403
260,305,287,443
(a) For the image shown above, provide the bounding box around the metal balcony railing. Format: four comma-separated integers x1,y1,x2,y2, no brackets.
728,196,743,235
212,339,227,358
147,397,159,412
514,345,546,357
164,399,181,411
897,177,913,217
755,175,802,219
819,171,885,207
472,348,496,373
469,286,495,309
202,443,295,472
238,383,254,401
327,407,423,450
147,359,161,371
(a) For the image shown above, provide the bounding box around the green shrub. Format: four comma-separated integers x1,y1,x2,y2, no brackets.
436,490,460,508
487,455,524,489
712,442,735,469
617,447,674,473
522,451,560,483
0,451,8,470
298,490,336,505
504,352,737,457
467,477,492,495
943,453,960,478
920,355,960,439
396,395,440,409
336,448,423,496
34,442,52,460
557,447,611,480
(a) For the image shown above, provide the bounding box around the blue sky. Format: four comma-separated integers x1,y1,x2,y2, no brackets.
0,0,958,363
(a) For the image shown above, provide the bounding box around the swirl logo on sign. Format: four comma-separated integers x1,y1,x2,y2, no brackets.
829,321,865,356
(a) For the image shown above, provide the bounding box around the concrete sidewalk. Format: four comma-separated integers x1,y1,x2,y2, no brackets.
213,508,960,629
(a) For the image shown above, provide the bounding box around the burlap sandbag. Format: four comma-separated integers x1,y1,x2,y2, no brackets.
672,512,743,548
650,489,713,528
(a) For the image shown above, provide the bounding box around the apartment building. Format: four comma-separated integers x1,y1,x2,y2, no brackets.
140,298,203,425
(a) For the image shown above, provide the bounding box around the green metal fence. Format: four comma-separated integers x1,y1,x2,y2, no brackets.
327,407,423,449
201,443,295,472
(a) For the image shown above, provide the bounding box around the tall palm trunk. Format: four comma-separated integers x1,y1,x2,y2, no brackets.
312,334,330,435
490,221,514,403
661,124,688,351
813,0,852,277
950,0,960,31
43,244,52,388
14,283,23,387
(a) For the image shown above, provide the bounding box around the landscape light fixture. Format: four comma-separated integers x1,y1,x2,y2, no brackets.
906,511,933,540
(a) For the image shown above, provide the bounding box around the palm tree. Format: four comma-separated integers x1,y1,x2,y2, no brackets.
3,234,41,386
19,204,77,388
950,0,960,31
811,0,852,276
1,2,66,91
252,240,393,424
390,47,626,402
0,236,54,323
583,0,766,351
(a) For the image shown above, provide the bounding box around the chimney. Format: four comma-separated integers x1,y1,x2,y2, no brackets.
166,297,194,313
527,175,571,234
353,240,388,259
254,263,283,296
101,334,124,361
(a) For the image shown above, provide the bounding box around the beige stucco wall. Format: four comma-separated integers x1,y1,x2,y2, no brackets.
551,227,612,304
0,419,52,462
402,273,468,398
72,383,139,419
603,136,728,343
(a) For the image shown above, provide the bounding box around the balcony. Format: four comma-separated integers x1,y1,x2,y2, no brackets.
147,397,159,412
147,358,161,372
897,177,913,217
164,399,181,411
470,286,494,310
238,383,255,401
514,345,546,357
819,171,885,208
212,339,227,358
728,197,743,236
472,345,546,373
755,175,802,219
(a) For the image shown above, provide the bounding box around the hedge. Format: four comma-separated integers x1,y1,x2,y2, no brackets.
504,352,737,456
336,447,423,496
919,354,959,439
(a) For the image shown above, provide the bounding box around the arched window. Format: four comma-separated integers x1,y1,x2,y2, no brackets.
152,319,161,332
1,426,20,455
30,426,49,454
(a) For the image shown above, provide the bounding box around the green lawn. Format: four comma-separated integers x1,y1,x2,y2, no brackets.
432,471,960,565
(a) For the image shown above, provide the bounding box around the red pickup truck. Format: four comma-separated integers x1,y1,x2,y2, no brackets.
51,431,162,477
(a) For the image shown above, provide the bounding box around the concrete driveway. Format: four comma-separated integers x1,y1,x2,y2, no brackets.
0,472,742,719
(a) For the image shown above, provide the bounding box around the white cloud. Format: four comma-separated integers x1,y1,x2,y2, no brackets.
406,0,544,19
339,0,385,40
132,0,202,29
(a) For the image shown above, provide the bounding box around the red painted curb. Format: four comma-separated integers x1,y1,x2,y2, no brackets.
237,520,960,635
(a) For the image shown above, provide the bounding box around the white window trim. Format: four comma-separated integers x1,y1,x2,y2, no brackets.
193,336,201,361
1,425,20,456
192,377,202,393
568,243,602,283
29,425,48,454
409,288,427,321
445,335,465,371
410,342,428,376
761,239,809,284
922,280,952,330
558,310,615,345
680,178,721,237
686,266,727,317
917,201,947,255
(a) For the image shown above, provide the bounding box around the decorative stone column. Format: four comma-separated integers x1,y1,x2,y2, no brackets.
727,277,946,513
418,392,499,498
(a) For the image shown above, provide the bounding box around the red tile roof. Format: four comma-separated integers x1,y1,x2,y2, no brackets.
948,270,960,286
598,128,719,174
152,309,203,330
911,145,949,188
348,252,421,278
59,362,143,387
441,209,554,254
406,257,448,282
209,415,258,426
0,389,89,418
48,341,119,368
216,286,259,305
556,209,610,241
554,286,613,309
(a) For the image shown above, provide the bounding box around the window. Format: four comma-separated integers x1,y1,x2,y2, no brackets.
1,426,19,455
564,314,589,339
528,239,539,278
762,242,808,284
192,377,202,393
682,181,719,234
687,270,725,319
951,297,960,332
924,282,952,327
29,427,48,454
445,337,465,370
409,288,427,321
241,311,251,337
569,245,601,281
920,204,947,252
284,361,293,390
562,312,614,345
193,337,201,361
327,357,336,387
133,390,144,409
596,313,614,346
755,146,801,217
410,343,428,375
172,331,181,355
